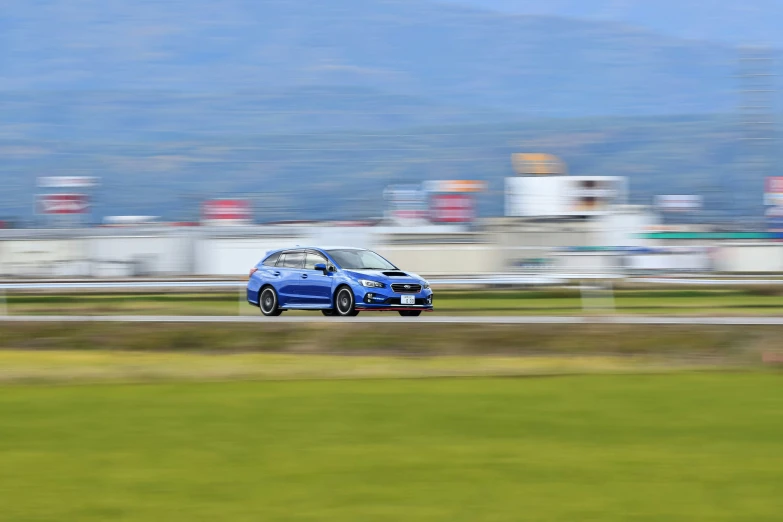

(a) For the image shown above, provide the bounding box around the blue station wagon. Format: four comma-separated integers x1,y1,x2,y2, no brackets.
247,247,434,317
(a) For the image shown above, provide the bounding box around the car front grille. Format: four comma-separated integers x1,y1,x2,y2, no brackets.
391,283,422,293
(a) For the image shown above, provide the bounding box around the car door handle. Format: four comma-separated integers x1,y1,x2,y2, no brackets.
272,271,280,276
301,274,308,279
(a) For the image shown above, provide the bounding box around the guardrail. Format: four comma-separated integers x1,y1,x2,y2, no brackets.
1,274,782,291
0,281,244,291
631,277,783,285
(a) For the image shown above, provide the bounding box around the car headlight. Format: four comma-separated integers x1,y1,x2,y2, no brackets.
422,281,430,289
359,279,385,288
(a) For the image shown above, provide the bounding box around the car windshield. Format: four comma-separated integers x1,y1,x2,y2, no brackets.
326,249,397,270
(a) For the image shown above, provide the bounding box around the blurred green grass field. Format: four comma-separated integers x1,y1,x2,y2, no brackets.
1,374,782,521
7,288,783,315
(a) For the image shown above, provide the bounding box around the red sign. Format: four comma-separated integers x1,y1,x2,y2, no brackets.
429,194,475,223
37,194,90,214
202,199,252,221
767,177,783,194
766,177,783,206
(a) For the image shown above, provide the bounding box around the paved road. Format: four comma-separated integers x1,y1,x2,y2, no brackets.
3,315,783,325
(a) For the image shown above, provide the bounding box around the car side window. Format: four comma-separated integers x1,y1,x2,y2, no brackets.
282,252,305,269
263,252,280,266
275,254,287,267
304,252,327,270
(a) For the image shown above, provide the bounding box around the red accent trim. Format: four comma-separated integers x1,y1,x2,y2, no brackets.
355,307,434,312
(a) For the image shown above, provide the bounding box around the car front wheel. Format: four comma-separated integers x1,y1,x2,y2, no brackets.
335,287,359,317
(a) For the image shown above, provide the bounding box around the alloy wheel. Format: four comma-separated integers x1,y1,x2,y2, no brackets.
260,288,282,316
335,288,358,316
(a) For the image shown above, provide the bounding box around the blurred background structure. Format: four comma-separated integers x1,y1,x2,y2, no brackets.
0,0,782,276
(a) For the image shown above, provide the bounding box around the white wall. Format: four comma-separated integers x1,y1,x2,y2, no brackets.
87,235,191,276
375,245,501,276
715,244,783,272
624,253,711,272
553,252,620,275
7,227,783,278
0,239,89,277
192,227,381,276
595,210,658,247
0,234,193,277
303,227,377,250
193,237,298,276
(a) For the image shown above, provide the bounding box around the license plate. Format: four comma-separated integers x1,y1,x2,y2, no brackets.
401,295,415,305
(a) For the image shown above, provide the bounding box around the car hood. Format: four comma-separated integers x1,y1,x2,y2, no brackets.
343,269,426,284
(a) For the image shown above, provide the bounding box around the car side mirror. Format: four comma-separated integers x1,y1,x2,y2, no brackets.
314,263,328,274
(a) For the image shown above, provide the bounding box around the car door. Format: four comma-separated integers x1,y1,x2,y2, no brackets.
299,251,333,306
275,251,305,306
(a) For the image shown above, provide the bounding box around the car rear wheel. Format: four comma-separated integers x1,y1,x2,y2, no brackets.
259,287,283,317
335,287,359,317
398,310,421,317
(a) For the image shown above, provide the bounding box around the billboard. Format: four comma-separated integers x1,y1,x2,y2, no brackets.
654,195,703,212
103,216,159,226
202,199,252,224
37,176,99,188
429,194,475,223
36,194,90,214
511,153,567,176
765,177,783,206
505,176,627,217
766,206,783,231
423,180,486,193
383,185,429,221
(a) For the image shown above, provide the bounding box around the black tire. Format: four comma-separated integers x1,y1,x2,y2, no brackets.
398,310,421,317
259,287,283,317
321,309,336,316
334,287,359,317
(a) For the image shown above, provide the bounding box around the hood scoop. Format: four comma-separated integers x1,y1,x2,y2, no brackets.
382,271,409,277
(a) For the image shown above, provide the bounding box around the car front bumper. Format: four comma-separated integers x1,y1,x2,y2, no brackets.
354,287,434,311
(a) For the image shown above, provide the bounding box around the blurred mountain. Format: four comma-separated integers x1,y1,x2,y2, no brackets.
0,115,769,222
0,0,775,221
0,88,515,141
1,0,741,116
449,0,783,46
